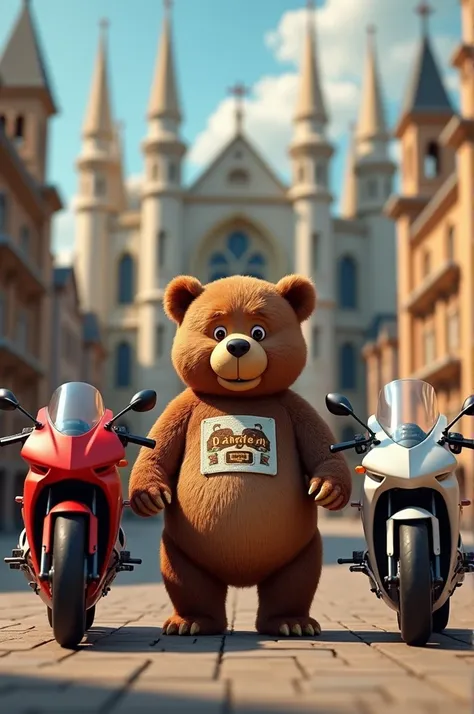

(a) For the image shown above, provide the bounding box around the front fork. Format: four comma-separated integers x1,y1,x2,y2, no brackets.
4,489,142,591
341,492,474,602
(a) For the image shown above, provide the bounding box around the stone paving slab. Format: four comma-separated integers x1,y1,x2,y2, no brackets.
0,520,473,713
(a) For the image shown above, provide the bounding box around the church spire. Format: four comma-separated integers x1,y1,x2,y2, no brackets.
0,0,57,114
82,19,113,139
396,2,453,135
293,1,328,127
147,0,181,122
341,123,357,218
356,26,388,157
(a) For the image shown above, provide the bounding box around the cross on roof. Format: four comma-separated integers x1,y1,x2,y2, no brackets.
228,82,250,135
99,18,109,34
415,2,433,35
164,0,173,12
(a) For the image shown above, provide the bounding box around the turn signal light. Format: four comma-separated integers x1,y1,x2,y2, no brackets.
354,465,366,474
118,459,128,467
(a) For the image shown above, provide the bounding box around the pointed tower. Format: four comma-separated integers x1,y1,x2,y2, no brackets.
137,0,187,418
354,26,397,316
340,123,357,219
394,4,455,199
355,26,396,214
0,0,57,182
288,1,336,423
74,19,118,321
387,3,455,378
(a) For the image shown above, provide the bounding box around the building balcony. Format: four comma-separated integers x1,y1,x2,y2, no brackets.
404,261,460,317
0,337,44,379
0,234,47,296
412,353,460,387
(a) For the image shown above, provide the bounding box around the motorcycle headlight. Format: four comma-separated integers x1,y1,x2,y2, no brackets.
366,472,384,483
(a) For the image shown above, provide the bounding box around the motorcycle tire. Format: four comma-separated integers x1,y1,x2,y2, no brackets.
51,514,87,648
432,598,450,633
398,521,433,647
85,605,96,630
47,606,52,627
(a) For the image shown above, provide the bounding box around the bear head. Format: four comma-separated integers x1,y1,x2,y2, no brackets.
163,274,316,398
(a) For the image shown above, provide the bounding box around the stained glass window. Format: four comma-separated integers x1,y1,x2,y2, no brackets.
207,231,267,282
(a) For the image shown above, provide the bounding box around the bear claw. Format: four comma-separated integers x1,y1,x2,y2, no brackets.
279,624,290,636
291,624,302,636
190,623,200,635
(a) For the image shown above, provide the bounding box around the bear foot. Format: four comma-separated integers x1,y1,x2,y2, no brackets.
256,616,321,638
162,615,226,636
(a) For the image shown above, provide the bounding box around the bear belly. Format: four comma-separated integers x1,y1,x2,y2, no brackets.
164,406,318,587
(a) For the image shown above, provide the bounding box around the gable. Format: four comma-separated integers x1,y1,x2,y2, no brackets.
188,135,288,199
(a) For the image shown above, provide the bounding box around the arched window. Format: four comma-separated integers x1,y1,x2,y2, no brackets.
14,115,24,139
424,141,440,178
423,250,431,277
158,230,166,268
338,256,357,309
446,225,455,261
115,342,132,387
207,230,267,282
340,343,357,389
341,425,356,442
117,253,134,304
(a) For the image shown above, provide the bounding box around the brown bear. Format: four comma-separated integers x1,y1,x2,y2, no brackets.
129,274,352,638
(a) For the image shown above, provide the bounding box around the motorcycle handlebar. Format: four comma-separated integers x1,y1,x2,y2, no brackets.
329,439,359,453
0,427,34,447
125,433,156,449
442,433,474,450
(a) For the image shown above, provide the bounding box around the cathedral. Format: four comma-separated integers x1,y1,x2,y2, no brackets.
73,2,397,451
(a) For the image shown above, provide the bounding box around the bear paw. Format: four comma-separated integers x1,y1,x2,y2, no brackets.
257,617,321,638
162,615,226,636
130,485,172,517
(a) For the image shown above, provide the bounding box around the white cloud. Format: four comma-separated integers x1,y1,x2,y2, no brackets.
188,0,459,179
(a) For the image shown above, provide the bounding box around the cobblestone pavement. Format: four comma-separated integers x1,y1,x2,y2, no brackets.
0,518,473,713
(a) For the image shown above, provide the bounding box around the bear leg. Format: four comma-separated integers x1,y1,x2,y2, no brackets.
255,530,322,637
160,531,228,636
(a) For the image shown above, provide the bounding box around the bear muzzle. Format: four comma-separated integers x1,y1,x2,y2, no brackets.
210,332,268,392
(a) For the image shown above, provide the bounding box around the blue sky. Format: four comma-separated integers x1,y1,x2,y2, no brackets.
0,0,461,257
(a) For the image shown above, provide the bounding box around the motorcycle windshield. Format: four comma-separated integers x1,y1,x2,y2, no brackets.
376,379,439,448
47,382,105,436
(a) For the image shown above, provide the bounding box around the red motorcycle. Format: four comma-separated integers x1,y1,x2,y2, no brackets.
1,381,156,648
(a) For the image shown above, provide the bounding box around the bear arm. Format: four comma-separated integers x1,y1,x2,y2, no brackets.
281,390,352,500
128,388,198,493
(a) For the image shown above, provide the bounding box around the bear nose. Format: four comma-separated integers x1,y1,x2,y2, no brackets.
226,338,251,359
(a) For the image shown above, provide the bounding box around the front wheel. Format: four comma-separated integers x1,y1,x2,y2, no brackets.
398,521,432,646
51,515,87,648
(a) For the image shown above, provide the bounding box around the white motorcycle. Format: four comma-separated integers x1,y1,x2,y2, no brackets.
325,378,474,647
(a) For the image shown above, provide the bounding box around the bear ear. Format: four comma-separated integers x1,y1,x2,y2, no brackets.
276,274,317,323
163,276,204,325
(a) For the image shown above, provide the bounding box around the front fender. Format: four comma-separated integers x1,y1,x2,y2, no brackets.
386,507,440,557
42,501,98,556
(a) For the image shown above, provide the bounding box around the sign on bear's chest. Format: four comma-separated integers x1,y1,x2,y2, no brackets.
200,415,277,476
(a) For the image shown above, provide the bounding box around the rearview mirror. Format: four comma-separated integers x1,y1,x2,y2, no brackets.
462,395,474,417
325,393,354,418
0,389,19,412
129,389,157,413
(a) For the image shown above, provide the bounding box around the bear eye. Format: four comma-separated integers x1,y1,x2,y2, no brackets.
213,326,227,341
251,325,266,341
